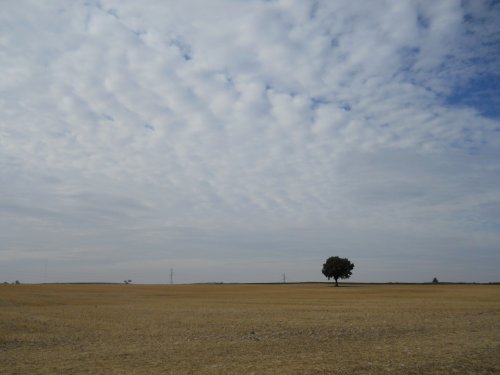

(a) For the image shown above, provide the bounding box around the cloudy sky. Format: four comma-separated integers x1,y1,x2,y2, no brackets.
1,0,499,284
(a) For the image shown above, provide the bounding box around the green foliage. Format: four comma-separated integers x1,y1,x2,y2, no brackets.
322,256,354,286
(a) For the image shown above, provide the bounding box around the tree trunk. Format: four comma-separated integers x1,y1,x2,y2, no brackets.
334,278,338,287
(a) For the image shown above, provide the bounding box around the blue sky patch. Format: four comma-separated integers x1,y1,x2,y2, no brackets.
446,74,500,118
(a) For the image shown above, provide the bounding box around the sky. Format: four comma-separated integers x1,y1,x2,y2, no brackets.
1,0,500,284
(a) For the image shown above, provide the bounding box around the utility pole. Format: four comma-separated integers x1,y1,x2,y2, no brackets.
282,273,286,284
170,268,174,285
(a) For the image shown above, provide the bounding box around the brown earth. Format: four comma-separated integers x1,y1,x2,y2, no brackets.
1,283,499,374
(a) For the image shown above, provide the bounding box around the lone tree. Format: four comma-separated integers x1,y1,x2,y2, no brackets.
322,256,354,287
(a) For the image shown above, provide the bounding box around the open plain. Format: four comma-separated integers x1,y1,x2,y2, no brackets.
1,283,499,374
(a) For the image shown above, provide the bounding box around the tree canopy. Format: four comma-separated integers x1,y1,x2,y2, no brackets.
322,256,354,287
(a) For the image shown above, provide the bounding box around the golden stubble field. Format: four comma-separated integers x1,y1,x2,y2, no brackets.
1,283,499,374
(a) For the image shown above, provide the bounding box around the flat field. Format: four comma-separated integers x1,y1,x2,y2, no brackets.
1,283,499,374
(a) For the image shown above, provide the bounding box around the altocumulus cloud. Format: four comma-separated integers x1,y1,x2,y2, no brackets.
1,0,499,283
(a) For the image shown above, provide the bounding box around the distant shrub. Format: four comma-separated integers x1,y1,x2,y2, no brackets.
432,277,439,284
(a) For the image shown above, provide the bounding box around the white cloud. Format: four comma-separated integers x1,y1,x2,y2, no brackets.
1,0,499,283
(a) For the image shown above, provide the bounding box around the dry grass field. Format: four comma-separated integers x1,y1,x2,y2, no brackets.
1,283,499,374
